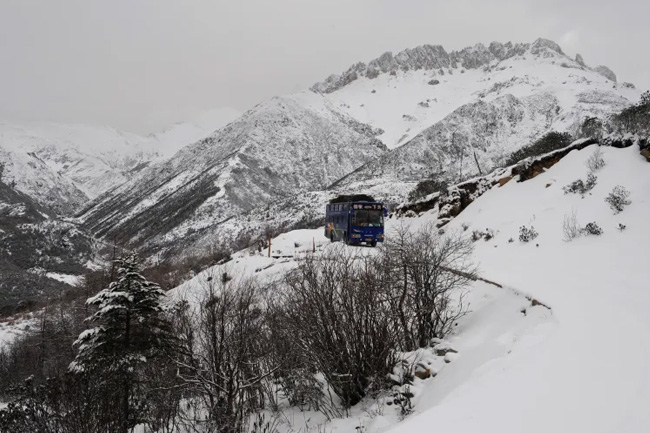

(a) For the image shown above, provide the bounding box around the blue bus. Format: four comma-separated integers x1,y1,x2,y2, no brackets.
324,198,386,246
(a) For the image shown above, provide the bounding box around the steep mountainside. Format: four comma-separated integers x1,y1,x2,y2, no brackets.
0,110,239,214
0,179,94,314
78,92,386,258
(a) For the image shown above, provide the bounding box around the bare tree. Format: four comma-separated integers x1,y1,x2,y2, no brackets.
277,247,398,408
173,273,278,433
380,224,476,349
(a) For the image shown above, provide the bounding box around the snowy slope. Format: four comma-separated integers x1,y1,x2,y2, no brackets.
167,143,650,433
0,109,239,213
389,143,650,432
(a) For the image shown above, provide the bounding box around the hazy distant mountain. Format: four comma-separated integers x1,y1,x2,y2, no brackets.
0,108,240,214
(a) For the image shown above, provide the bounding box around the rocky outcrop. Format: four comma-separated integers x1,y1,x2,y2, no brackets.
594,65,617,82
512,138,598,181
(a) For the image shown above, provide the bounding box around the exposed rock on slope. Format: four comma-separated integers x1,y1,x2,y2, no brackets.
594,65,617,82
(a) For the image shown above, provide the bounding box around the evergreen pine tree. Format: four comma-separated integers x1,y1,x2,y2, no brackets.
69,253,173,433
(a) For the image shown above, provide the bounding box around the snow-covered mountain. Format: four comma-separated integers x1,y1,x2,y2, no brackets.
313,39,635,148
76,38,644,259
78,92,386,258
0,108,240,214
313,38,640,197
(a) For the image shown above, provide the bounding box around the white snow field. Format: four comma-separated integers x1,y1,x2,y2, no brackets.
169,143,649,433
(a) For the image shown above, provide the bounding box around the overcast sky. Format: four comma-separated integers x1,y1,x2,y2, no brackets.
1,0,648,134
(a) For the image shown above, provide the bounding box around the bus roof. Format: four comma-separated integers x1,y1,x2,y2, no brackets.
329,194,375,204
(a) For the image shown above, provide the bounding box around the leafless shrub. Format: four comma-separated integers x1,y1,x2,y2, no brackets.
562,210,581,242
379,224,476,349
585,147,606,172
276,248,398,408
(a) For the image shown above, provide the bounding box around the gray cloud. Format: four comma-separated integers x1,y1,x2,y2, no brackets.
1,0,648,134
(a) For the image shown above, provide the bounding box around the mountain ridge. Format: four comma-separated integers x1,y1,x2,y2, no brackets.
312,38,618,94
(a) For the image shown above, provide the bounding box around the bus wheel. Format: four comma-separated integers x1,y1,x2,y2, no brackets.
370,241,377,247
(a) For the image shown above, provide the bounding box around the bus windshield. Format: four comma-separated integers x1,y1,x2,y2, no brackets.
352,210,383,227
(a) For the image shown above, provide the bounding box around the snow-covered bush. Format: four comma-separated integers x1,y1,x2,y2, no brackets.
583,222,603,236
519,225,538,242
563,173,597,196
585,147,606,172
617,223,627,232
605,186,631,213
391,385,414,419
472,228,494,241
563,179,585,195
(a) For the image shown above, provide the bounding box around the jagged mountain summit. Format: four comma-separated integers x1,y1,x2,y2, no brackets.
0,109,239,214
78,92,386,258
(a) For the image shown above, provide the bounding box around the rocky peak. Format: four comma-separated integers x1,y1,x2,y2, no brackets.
311,38,571,94
575,53,586,67
529,38,564,56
